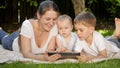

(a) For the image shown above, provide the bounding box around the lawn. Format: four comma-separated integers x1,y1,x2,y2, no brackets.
0,30,119,68
0,59,120,68
98,30,114,37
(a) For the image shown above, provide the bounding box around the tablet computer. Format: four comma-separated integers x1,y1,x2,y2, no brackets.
48,51,80,59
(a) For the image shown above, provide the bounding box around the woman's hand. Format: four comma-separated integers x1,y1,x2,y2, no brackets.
44,52,62,62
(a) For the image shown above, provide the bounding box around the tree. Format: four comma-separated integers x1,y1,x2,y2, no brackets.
72,0,85,15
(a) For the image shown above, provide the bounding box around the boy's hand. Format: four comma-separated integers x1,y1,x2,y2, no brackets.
77,54,88,63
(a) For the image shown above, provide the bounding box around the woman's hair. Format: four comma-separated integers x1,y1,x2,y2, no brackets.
57,14,72,25
38,0,59,15
74,12,96,27
34,1,59,19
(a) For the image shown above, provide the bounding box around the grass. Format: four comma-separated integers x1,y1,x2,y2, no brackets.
0,30,119,68
98,30,114,37
0,59,120,68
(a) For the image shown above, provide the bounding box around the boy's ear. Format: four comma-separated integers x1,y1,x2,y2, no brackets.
90,26,95,32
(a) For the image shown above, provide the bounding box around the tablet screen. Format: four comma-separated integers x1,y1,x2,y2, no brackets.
48,51,80,59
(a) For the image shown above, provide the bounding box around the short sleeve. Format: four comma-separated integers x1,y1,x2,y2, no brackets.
94,32,106,51
20,20,32,38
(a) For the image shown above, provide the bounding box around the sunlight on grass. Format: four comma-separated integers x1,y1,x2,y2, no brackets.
98,30,114,37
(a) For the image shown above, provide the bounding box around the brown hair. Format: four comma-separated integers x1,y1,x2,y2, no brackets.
34,1,59,19
74,12,96,27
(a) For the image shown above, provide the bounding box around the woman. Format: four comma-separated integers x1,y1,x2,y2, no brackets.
0,1,61,61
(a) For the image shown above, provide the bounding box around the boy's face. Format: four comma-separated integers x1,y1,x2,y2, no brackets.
74,23,94,40
57,19,73,38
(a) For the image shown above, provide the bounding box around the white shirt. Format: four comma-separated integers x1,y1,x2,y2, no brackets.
56,32,78,51
12,20,58,54
75,31,120,56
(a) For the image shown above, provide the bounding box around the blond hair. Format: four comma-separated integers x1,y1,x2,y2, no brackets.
57,14,72,25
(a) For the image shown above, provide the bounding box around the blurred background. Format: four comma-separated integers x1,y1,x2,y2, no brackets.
0,0,120,33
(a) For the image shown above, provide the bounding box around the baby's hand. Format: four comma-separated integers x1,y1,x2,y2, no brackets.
56,47,67,52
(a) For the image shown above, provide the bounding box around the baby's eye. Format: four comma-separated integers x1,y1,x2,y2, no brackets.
65,27,68,29
46,18,51,21
59,27,62,30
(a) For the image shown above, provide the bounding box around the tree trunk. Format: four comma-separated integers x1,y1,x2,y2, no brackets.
72,0,85,15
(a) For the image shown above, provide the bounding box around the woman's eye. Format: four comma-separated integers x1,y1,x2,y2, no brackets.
46,18,51,21
79,29,84,32
53,18,57,21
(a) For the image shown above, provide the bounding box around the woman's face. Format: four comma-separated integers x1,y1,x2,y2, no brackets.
38,10,58,32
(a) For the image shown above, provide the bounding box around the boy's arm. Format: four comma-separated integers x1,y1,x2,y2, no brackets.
77,49,107,63
88,49,107,59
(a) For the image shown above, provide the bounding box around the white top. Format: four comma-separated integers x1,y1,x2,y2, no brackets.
56,32,78,51
12,20,58,54
75,31,120,57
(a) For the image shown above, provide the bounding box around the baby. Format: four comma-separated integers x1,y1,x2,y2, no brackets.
47,15,78,52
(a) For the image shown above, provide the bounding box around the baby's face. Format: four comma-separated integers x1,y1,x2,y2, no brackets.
74,23,93,40
57,19,73,38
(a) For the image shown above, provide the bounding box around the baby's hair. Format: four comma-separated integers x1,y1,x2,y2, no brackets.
57,14,72,25
74,12,96,27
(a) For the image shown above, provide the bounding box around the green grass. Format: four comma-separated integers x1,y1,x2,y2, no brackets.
0,30,118,68
0,59,120,68
98,30,114,37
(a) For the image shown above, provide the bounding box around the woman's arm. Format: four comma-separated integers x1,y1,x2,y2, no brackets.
19,35,47,60
19,35,61,61
47,36,56,51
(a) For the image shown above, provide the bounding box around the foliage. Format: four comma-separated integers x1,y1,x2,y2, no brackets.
26,0,38,7
86,0,120,19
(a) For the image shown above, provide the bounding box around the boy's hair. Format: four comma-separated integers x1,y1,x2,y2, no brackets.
74,12,96,27
57,14,72,25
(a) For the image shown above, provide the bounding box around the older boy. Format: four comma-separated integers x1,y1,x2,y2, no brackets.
74,12,120,62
